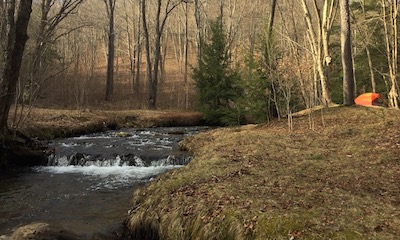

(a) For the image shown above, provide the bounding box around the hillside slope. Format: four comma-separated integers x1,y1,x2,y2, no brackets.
124,106,400,239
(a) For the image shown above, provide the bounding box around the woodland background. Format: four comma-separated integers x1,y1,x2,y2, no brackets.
0,0,398,124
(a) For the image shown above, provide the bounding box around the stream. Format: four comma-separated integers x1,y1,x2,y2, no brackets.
0,126,207,239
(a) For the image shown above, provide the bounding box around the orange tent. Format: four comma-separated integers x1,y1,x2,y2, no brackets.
354,93,382,106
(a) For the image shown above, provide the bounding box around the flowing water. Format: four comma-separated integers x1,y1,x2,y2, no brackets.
0,127,207,238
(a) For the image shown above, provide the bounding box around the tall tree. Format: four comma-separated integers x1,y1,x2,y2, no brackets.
26,0,83,105
300,0,337,106
381,0,399,108
142,0,185,109
268,0,277,39
352,0,380,93
0,0,6,70
340,0,354,105
0,0,33,135
104,0,116,101
194,0,204,61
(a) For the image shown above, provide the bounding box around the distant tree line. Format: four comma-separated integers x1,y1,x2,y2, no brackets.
1,0,400,131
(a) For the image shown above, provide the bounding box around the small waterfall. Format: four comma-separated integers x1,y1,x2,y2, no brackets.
47,153,193,167
43,126,207,170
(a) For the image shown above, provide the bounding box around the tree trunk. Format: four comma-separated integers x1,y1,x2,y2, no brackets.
143,0,184,109
194,0,204,61
135,0,142,96
0,0,49,169
0,0,32,135
184,2,189,109
382,0,399,108
301,0,332,106
268,0,277,39
28,0,83,105
122,0,135,93
365,46,376,93
142,0,153,109
340,0,354,106
104,0,116,101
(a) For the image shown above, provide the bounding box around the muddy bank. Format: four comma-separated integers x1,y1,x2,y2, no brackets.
0,132,50,169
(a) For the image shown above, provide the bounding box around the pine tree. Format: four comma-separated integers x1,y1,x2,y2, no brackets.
192,17,242,125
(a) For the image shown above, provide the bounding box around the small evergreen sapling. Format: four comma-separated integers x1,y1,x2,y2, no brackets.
192,17,243,125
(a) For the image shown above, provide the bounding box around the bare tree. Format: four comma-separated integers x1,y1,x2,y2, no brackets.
142,0,185,109
183,1,189,108
300,0,337,106
0,0,6,70
27,0,84,104
104,0,117,101
193,0,207,61
0,0,33,135
340,0,354,105
122,0,135,92
268,0,277,39
381,0,399,108
352,1,379,93
134,1,142,97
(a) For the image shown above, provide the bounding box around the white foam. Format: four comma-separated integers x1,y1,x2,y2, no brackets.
72,135,112,140
139,131,156,135
35,165,180,179
61,143,79,148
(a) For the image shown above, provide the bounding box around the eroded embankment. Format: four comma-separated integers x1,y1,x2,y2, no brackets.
123,106,400,239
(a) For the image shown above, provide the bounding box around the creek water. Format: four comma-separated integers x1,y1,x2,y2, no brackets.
0,127,207,239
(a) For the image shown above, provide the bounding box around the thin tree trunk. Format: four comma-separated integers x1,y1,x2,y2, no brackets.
145,0,184,109
123,0,135,92
194,0,203,61
184,2,189,109
365,46,376,93
104,0,116,101
340,0,354,105
142,0,154,108
135,0,142,95
382,0,399,108
301,0,332,106
268,0,277,39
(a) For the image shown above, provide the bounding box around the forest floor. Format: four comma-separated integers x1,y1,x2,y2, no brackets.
124,106,400,239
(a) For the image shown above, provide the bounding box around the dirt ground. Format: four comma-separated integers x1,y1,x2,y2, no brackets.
124,106,400,239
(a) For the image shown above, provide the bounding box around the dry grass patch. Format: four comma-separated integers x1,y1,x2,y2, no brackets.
11,107,202,139
125,106,400,239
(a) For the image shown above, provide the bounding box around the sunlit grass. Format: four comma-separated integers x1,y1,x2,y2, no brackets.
124,106,400,239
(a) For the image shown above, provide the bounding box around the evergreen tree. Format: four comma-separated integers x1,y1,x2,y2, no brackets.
192,17,243,125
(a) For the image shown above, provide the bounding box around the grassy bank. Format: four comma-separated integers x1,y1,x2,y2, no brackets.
124,106,400,239
12,107,203,140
